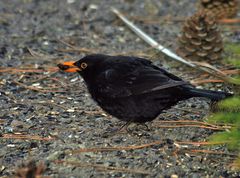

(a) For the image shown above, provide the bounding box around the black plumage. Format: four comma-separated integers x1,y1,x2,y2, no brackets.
58,54,232,123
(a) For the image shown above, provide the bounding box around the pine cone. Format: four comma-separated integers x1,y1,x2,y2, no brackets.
200,0,238,19
177,11,223,63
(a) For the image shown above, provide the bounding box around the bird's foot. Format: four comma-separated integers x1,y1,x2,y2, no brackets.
102,121,150,138
125,123,150,137
102,121,132,138
127,123,150,132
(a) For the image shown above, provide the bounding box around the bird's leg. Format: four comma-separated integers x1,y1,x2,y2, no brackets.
121,122,150,133
102,120,133,138
119,120,133,132
130,123,150,133
110,120,133,133
138,123,150,131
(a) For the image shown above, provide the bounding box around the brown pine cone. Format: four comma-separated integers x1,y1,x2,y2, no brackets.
177,10,223,63
200,0,238,19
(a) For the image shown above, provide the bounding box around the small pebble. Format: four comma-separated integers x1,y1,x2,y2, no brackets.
171,175,178,178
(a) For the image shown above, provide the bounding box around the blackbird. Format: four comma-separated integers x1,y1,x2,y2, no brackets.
58,54,232,124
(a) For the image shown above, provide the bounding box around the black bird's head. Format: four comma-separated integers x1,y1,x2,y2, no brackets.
58,54,108,81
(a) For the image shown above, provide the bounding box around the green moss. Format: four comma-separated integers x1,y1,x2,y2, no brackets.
225,43,240,55
209,129,240,151
207,43,240,169
218,96,240,111
233,157,240,170
225,57,240,68
208,112,240,125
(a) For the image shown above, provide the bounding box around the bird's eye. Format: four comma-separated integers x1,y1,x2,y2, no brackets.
81,62,88,69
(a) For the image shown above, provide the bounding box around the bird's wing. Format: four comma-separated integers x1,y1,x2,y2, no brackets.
96,66,189,98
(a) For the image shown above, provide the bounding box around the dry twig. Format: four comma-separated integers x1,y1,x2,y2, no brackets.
154,120,231,130
67,140,234,155
219,18,240,24
1,134,54,141
186,149,237,156
12,80,68,93
191,79,224,84
54,160,151,175
155,124,225,130
0,67,58,73
68,140,162,154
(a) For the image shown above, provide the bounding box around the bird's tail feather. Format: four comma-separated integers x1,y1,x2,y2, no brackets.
187,88,232,101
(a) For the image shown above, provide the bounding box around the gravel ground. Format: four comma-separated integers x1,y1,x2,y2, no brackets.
0,0,239,177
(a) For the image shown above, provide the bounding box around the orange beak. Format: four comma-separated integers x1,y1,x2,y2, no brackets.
57,61,80,72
